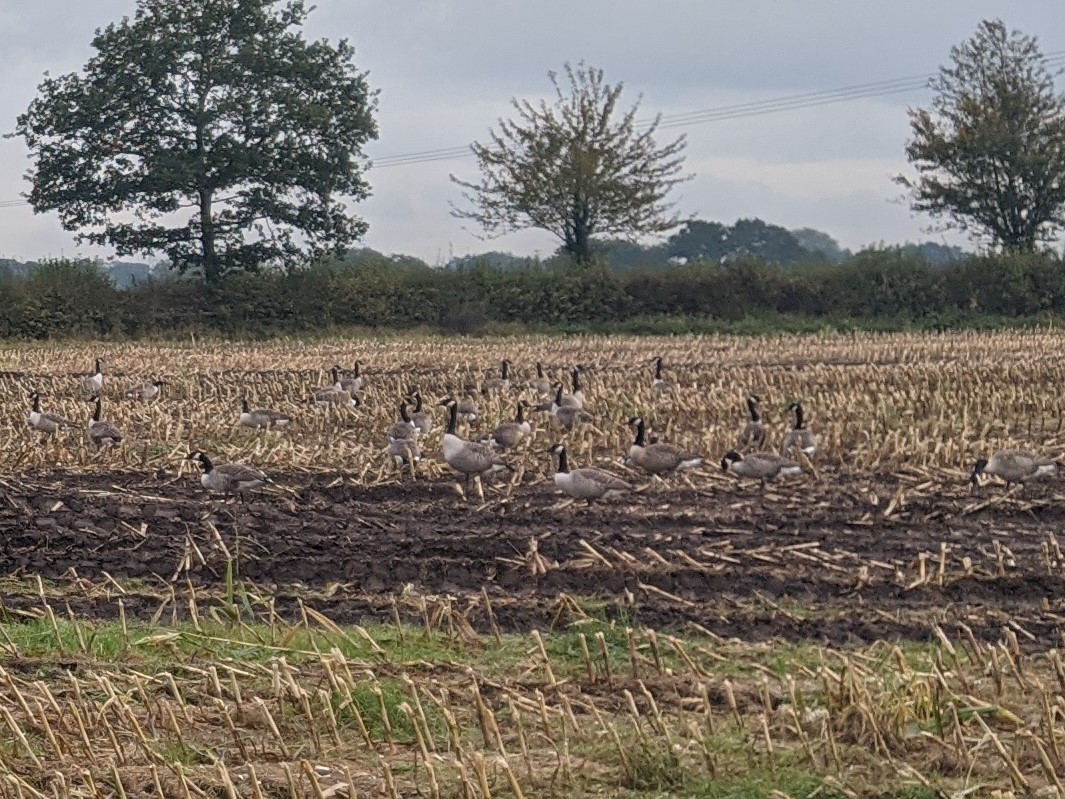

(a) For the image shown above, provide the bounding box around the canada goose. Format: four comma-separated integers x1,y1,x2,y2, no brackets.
339,362,363,393
484,401,532,449
86,396,122,447
240,398,292,429
186,451,270,498
549,443,631,504
528,362,552,397
970,450,1060,492
455,394,480,422
721,450,802,488
738,395,766,449
407,392,435,435
627,417,704,476
550,383,593,430
311,367,359,408
82,358,104,395
439,398,512,490
483,360,512,393
386,400,418,442
27,391,76,436
127,379,167,401
651,356,673,395
782,401,818,458
559,368,585,409
387,437,422,480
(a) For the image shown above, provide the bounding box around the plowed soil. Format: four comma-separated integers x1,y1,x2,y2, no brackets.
2,466,1064,650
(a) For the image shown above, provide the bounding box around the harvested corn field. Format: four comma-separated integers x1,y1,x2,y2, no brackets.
2,330,1065,798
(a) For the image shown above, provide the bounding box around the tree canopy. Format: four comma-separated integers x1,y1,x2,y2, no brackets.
14,0,378,283
897,19,1065,253
450,61,690,264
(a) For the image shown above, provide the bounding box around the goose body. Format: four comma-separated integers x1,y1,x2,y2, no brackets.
651,356,673,395
82,358,104,395
387,437,422,479
408,392,435,435
187,451,269,496
721,450,801,486
484,401,531,449
86,397,122,447
627,417,704,476
528,362,552,397
127,379,167,401
558,368,585,409
27,392,76,435
455,396,480,422
782,402,817,458
440,399,511,488
738,395,766,449
339,362,363,394
483,360,512,393
312,367,359,408
240,398,292,429
971,449,1059,490
386,401,418,442
550,444,630,504
549,383,592,430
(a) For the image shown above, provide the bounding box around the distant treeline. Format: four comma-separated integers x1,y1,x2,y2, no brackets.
1,246,1063,339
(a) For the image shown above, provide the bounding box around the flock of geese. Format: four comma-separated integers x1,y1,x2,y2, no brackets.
20,356,1063,504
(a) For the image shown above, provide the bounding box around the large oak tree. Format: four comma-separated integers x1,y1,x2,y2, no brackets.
451,62,690,264
898,20,1065,253
15,0,378,283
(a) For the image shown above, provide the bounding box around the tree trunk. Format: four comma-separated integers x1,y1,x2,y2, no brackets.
199,189,219,283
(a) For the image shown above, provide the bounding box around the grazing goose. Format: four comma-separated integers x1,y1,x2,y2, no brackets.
86,396,123,447
651,356,673,395
27,391,76,436
407,392,436,435
970,450,1060,492
626,416,705,476
387,437,422,480
386,400,418,442
82,358,105,395
721,450,802,488
782,401,818,458
528,362,552,397
483,360,512,393
484,401,532,449
549,443,631,504
127,379,167,401
550,383,594,430
186,451,270,498
339,362,363,393
311,367,359,408
738,395,766,450
439,399,511,490
240,398,292,429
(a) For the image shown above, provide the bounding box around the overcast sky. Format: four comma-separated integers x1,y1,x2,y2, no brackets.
1,1,1064,265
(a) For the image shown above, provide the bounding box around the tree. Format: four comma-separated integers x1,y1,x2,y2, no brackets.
897,19,1065,253
664,218,810,266
14,0,378,283
450,61,690,264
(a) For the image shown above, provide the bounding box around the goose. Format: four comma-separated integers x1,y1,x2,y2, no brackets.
782,401,818,458
27,391,76,436
339,362,363,393
82,358,104,395
86,396,123,447
407,391,435,435
738,395,766,450
483,360,512,393
387,437,422,480
311,367,359,408
626,416,704,476
240,398,292,429
559,368,586,409
970,450,1060,492
386,400,418,442
127,379,167,401
549,443,631,504
455,394,480,422
484,401,532,449
721,450,802,488
651,356,673,395
439,399,512,490
550,383,593,430
528,362,552,397
186,451,270,498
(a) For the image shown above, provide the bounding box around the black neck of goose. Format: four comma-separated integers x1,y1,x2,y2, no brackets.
400,402,411,423
571,370,581,392
353,362,360,377
331,367,340,384
555,384,564,404
793,405,805,430
32,394,41,412
536,362,544,378
93,399,102,422
556,447,569,473
200,454,214,472
413,393,423,412
501,361,509,379
242,398,250,413
747,397,760,422
95,359,102,374
633,419,647,446
446,402,458,435
515,402,525,423
655,358,663,379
